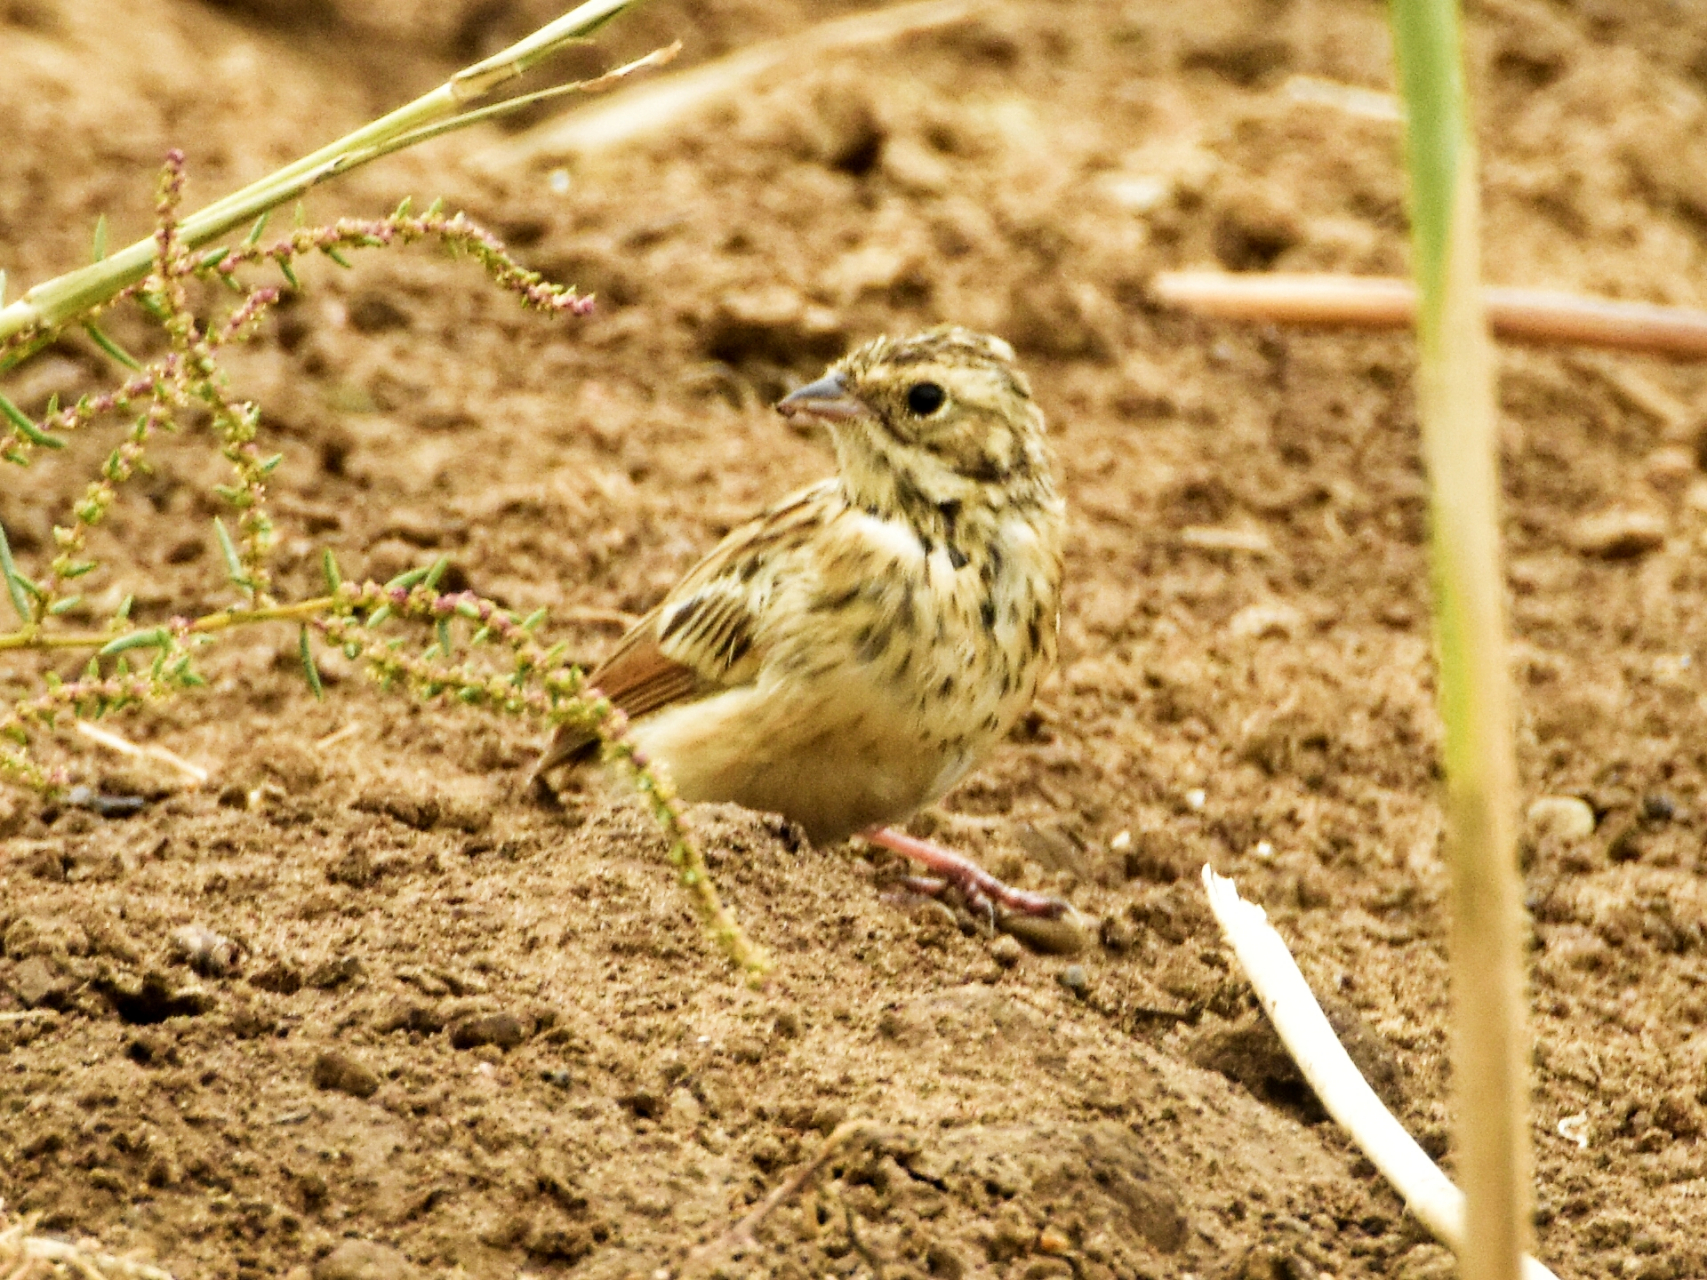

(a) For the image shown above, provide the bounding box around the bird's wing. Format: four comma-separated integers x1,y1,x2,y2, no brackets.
532,480,835,777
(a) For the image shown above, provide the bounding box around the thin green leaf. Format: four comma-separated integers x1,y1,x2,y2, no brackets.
365,604,393,629
393,196,413,219
423,555,450,590
245,210,270,246
0,520,31,622
115,593,133,623
199,247,231,271
321,549,342,592
212,517,245,587
99,627,171,656
521,607,547,632
0,392,65,449
278,259,300,290
385,565,432,591
83,322,142,370
436,617,452,654
299,625,324,699
47,595,82,616
92,214,108,263
323,247,354,269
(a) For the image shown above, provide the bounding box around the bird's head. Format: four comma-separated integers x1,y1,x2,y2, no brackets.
777,326,1054,522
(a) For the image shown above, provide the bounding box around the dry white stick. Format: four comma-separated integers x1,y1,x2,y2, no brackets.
73,721,208,787
1200,867,1558,1280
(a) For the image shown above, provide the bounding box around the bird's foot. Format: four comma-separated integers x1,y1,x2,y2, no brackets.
862,825,1067,919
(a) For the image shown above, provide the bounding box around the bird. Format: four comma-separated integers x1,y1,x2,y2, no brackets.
532,325,1066,915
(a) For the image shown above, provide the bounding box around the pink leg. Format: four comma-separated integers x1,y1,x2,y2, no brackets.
862,825,1067,919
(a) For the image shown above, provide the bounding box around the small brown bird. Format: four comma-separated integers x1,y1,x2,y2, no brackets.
534,326,1066,912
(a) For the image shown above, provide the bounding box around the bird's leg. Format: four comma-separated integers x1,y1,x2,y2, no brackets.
862,825,1067,919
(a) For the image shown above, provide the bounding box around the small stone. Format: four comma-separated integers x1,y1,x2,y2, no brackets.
11,955,72,1009
311,1050,380,1099
169,924,242,978
990,934,1023,968
375,999,445,1035
1098,915,1137,953
1570,508,1666,559
306,956,363,989
1526,796,1596,843
312,1239,419,1280
1058,964,1089,995
1641,793,1677,822
226,1001,277,1040
881,136,953,194
1037,1226,1072,1254
449,1011,527,1051
999,910,1092,956
248,960,303,994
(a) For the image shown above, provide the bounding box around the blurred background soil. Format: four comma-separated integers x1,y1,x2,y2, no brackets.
5,0,1707,1276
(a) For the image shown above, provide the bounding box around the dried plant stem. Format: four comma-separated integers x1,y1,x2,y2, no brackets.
499,0,976,163
1201,870,1559,1280
1392,4,1531,1280
1151,271,1707,357
0,0,645,346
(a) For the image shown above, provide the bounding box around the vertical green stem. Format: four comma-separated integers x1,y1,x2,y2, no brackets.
1391,5,1531,1280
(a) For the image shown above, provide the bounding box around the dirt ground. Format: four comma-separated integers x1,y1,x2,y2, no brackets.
5,0,1707,1276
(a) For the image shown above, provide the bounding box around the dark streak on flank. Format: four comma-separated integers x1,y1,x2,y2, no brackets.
815,584,860,613
661,596,703,642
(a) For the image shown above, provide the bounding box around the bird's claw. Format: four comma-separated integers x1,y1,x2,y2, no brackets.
864,825,1068,920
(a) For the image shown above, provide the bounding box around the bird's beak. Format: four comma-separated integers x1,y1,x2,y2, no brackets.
776,371,866,421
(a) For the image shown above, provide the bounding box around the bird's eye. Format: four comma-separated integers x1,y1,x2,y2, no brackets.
906,382,946,416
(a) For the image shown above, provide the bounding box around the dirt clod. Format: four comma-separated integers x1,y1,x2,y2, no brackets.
311,1050,381,1099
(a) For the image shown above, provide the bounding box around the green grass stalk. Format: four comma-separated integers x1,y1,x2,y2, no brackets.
1390,4,1531,1280
0,0,640,345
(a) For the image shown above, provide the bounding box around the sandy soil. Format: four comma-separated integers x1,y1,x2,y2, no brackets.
5,1,1707,1277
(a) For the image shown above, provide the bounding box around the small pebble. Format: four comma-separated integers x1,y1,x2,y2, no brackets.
1570,508,1666,559
1641,793,1677,822
449,1011,527,1051
169,924,242,978
991,934,1023,968
1109,829,1132,852
1098,915,1137,953
1184,788,1207,811
311,1050,380,1099
1058,963,1089,996
1038,1225,1072,1254
1525,795,1596,843
1000,911,1091,956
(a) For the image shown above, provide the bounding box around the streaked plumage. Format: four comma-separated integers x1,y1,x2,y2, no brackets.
533,326,1064,848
